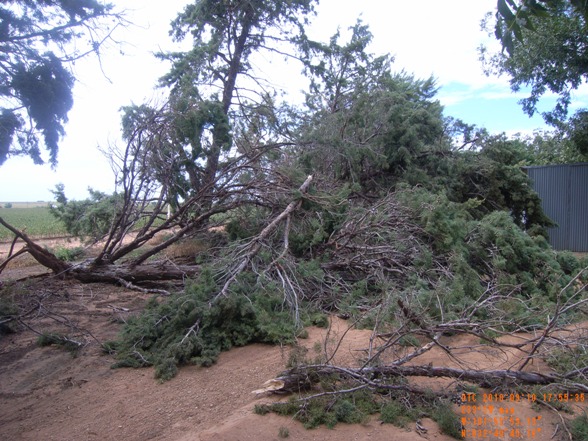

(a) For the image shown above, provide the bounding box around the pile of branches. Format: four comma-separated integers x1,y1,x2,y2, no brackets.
321,192,431,286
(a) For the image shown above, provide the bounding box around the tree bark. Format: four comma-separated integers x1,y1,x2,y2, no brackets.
216,175,313,298
68,261,199,284
0,216,71,275
0,216,199,286
271,363,588,394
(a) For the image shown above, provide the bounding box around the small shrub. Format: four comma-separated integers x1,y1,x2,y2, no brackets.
278,426,289,438
52,246,85,262
296,328,309,339
0,295,18,335
254,404,270,415
37,333,82,356
333,399,365,425
4,202,12,208
570,413,588,440
380,400,415,427
287,345,309,368
308,313,329,328
431,402,463,439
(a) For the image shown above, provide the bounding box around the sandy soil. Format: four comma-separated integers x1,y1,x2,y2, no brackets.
0,242,586,441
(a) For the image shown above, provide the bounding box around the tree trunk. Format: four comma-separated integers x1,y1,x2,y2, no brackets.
0,216,199,287
0,217,70,275
271,363,586,393
68,261,199,284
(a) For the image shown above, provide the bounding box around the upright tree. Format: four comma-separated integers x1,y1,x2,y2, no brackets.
0,0,123,166
131,0,317,203
297,22,444,188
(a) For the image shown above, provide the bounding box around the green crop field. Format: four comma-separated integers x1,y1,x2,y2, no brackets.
0,204,68,241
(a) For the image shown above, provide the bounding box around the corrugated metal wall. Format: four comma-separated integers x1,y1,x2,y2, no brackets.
526,163,588,252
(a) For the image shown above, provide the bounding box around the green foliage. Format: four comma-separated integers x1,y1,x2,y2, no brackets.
307,313,329,328
570,413,588,441
442,135,554,232
278,426,290,438
268,390,375,429
263,388,463,439
225,206,267,241
111,268,300,380
297,30,552,234
484,0,588,123
49,184,123,242
0,294,18,336
367,187,577,325
517,129,588,165
253,404,270,415
3,202,12,208
0,0,118,166
398,334,420,347
163,0,316,90
432,402,464,439
142,0,317,201
380,400,419,427
298,23,444,188
567,109,588,157
545,344,588,377
51,246,85,262
36,332,82,356
286,345,310,368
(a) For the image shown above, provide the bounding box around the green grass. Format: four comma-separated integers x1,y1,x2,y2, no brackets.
570,413,588,440
0,205,67,240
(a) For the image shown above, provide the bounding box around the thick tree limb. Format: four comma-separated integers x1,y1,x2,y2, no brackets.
68,261,199,284
215,175,313,298
271,363,588,394
0,216,71,275
0,216,199,286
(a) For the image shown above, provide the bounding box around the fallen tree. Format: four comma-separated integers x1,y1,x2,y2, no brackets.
271,363,588,395
0,172,313,290
2,5,588,436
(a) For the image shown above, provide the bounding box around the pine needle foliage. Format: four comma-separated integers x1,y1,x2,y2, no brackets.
36,333,82,356
110,268,301,381
260,387,463,438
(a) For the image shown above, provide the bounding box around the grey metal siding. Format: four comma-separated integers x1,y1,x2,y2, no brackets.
569,165,588,251
526,163,588,252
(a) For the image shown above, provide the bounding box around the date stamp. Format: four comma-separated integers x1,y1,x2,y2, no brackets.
459,392,585,439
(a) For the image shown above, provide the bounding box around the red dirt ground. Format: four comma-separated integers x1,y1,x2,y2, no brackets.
1,241,586,441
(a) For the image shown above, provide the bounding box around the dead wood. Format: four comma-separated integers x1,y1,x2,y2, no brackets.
271,363,588,394
67,261,199,286
215,174,313,299
0,216,71,275
0,215,200,288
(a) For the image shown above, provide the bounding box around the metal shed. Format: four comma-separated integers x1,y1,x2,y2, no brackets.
525,163,588,252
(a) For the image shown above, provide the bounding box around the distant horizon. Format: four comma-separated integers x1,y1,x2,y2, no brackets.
0,201,51,205
0,0,585,202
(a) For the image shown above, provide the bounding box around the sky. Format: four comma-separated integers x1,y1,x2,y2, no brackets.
0,0,586,202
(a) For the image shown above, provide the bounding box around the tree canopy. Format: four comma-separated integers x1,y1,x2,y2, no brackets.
484,0,588,124
0,0,123,166
493,0,588,54
118,0,316,210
